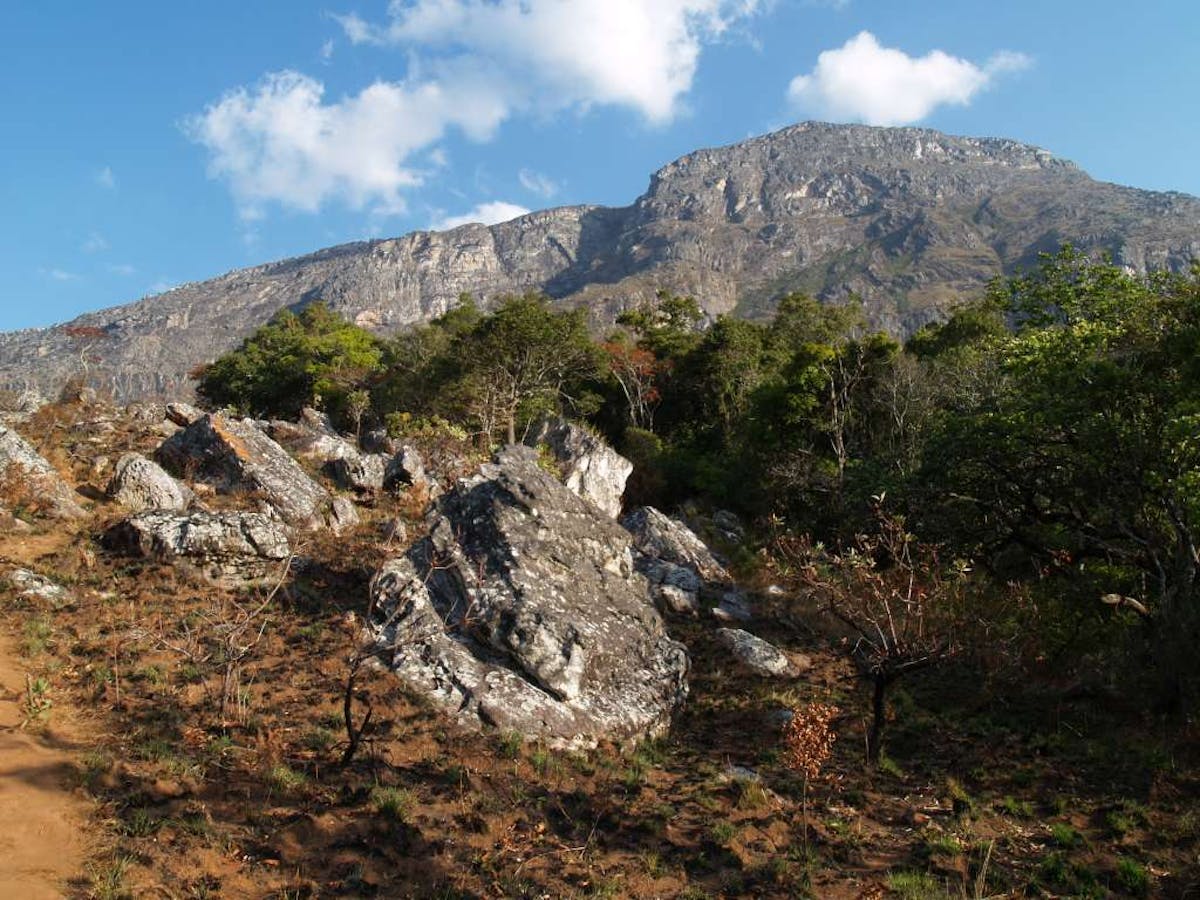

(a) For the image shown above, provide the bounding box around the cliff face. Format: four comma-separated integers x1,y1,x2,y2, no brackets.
4,122,1198,402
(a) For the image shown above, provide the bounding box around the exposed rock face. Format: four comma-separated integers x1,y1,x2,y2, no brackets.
326,452,389,494
106,452,192,512
383,446,434,495
525,417,632,518
369,445,689,747
266,419,357,464
0,423,86,519
165,402,204,427
155,413,331,528
7,569,72,606
4,122,1199,403
103,509,290,580
716,628,805,678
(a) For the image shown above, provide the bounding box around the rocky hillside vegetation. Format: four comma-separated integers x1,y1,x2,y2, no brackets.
2,121,1198,403
0,249,1197,896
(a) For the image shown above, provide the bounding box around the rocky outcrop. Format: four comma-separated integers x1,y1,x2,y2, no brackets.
4,122,1200,403
524,417,632,518
106,452,193,512
103,509,290,581
326,452,389,494
156,414,332,528
716,628,806,678
383,446,435,496
0,424,86,519
621,506,750,621
369,445,689,748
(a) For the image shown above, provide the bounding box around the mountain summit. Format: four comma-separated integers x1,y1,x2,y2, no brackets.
4,122,1198,403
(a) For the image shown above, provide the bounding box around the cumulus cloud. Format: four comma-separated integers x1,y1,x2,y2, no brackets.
518,168,559,199
185,70,509,218
338,0,761,123
431,201,531,231
788,31,1031,126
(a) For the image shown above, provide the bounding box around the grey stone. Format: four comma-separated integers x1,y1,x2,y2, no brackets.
369,445,689,748
622,506,731,584
524,417,632,518
328,496,360,533
325,452,389,493
103,509,290,581
383,446,433,495
165,401,204,427
107,452,192,512
716,628,798,677
0,423,86,519
155,413,331,528
7,569,72,606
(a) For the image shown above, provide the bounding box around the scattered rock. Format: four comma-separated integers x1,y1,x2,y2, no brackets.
325,453,389,493
361,428,399,455
379,518,408,544
370,445,689,748
156,413,332,528
0,423,86,519
383,446,435,496
712,509,745,540
622,507,731,583
266,419,357,464
103,509,291,581
165,401,204,427
524,417,632,518
106,452,193,512
328,496,360,533
7,569,72,606
711,589,753,623
657,584,700,616
716,628,797,677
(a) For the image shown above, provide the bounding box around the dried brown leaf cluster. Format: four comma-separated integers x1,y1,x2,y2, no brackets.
782,702,839,782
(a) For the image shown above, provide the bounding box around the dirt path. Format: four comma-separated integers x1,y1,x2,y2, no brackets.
0,631,92,898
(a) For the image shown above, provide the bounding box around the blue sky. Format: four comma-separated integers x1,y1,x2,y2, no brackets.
3,1,1198,332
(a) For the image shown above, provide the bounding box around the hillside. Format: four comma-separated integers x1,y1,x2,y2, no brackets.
2,121,1198,403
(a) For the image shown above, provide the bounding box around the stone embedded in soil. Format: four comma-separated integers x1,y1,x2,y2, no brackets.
369,445,689,749
716,628,797,677
103,508,291,581
106,452,193,512
524,416,632,518
0,423,87,520
7,569,72,606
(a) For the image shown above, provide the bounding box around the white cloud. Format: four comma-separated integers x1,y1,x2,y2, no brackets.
431,200,531,231
41,268,80,282
107,263,136,276
185,70,509,218
319,38,335,62
96,166,116,189
787,31,1031,126
518,168,559,199
339,0,761,123
82,232,109,253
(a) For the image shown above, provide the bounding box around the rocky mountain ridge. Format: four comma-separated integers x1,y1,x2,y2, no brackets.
4,121,1198,403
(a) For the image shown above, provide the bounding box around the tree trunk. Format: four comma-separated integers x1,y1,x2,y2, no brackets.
506,415,516,446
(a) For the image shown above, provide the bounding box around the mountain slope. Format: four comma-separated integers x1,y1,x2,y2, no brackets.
4,122,1198,402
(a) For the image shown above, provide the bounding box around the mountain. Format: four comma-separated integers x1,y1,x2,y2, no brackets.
4,121,1198,403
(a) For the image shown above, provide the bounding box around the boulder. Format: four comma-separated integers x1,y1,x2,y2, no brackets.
0,423,86,519
328,496,360,533
165,401,204,427
716,628,804,677
7,569,72,606
383,446,437,497
524,417,632,518
361,428,400,455
266,419,357,464
370,445,689,748
325,452,389,493
155,413,332,528
103,509,290,581
106,452,193,512
621,506,752,619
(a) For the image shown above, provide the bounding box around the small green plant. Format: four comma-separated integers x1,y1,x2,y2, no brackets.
735,778,770,810
945,777,974,817
922,833,961,857
886,870,947,899
119,807,162,837
87,853,136,900
1105,809,1136,837
877,753,905,779
998,795,1034,818
1114,857,1150,896
370,785,413,822
497,731,522,759
1049,822,1082,848
709,820,738,846
529,745,552,776
23,674,53,723
267,764,308,795
301,727,337,753
22,614,53,656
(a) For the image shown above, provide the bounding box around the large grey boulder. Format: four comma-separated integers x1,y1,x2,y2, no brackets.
325,452,389,493
0,423,86,519
370,445,689,748
155,413,332,528
524,417,632,518
266,418,357,464
103,509,290,581
106,452,192,512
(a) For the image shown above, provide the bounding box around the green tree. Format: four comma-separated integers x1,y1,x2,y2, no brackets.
195,302,383,421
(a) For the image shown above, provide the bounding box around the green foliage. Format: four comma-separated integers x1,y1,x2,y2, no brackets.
196,301,383,421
